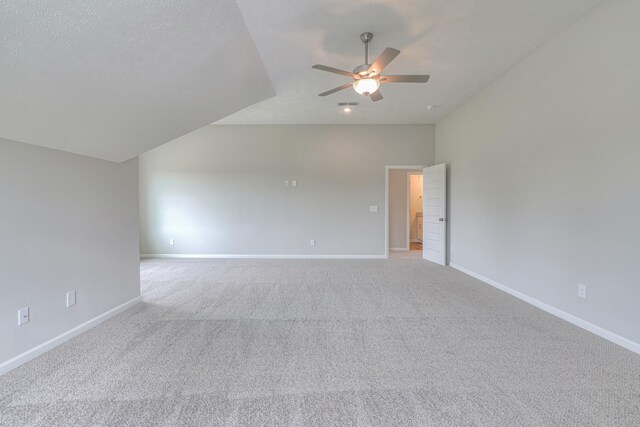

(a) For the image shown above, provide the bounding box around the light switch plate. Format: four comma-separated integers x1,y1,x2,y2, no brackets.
284,180,290,187
369,205,379,213
292,180,297,187
310,239,316,246
67,290,76,308
169,238,175,246
18,307,29,326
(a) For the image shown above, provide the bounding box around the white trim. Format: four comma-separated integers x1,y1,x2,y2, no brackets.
389,248,409,252
385,165,425,260
0,296,142,376
141,254,386,259
449,263,640,355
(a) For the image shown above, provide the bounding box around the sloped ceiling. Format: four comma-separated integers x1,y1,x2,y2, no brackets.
218,0,605,125
0,1,607,160
0,1,275,162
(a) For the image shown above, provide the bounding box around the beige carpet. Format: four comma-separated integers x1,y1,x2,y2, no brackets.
1,257,639,426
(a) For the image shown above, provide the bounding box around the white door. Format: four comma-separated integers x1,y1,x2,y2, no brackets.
423,163,447,265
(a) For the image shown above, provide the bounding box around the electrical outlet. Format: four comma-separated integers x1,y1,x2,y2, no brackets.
18,307,29,326
67,290,76,308
578,284,587,299
169,238,175,246
369,205,379,213
310,239,316,247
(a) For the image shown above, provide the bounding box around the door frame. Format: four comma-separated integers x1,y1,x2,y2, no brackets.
384,165,425,259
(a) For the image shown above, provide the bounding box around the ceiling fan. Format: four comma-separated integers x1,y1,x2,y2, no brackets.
312,32,430,102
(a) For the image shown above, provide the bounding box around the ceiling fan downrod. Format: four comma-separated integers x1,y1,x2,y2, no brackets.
360,32,373,65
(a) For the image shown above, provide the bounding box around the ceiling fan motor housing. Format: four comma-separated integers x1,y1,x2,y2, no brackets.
353,64,371,76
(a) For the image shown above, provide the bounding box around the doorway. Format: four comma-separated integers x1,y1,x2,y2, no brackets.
386,166,423,257
385,164,448,264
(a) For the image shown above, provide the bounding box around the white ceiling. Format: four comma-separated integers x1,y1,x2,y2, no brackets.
218,0,605,125
0,1,274,162
0,1,606,160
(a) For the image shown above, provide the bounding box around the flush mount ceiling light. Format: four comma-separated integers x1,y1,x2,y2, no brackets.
338,102,358,113
312,32,430,102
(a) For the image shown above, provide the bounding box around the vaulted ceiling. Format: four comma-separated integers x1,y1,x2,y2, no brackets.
219,0,605,125
0,1,605,161
0,1,274,162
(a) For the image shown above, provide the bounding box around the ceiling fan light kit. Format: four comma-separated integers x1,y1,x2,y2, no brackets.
312,32,430,102
353,77,380,95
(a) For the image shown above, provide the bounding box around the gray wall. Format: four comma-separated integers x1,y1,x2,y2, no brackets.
140,125,435,256
0,138,140,365
436,0,640,344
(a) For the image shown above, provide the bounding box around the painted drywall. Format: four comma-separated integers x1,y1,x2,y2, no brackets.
435,0,640,345
0,138,140,366
0,0,275,162
409,174,423,241
140,125,434,256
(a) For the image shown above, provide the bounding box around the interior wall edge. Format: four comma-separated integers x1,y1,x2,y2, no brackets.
0,297,142,376
450,263,640,355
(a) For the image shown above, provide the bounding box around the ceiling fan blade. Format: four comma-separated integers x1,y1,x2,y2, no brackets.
381,75,430,83
318,82,353,97
312,64,355,78
369,90,383,102
367,48,400,75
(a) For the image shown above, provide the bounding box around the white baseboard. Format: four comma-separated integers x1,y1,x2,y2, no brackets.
141,254,387,260
0,296,142,376
449,263,640,355
389,248,409,252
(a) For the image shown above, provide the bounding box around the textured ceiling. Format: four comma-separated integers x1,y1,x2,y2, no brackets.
218,0,605,125
0,1,274,162
0,1,607,159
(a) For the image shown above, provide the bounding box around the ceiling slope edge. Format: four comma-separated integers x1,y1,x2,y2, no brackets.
0,0,275,162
